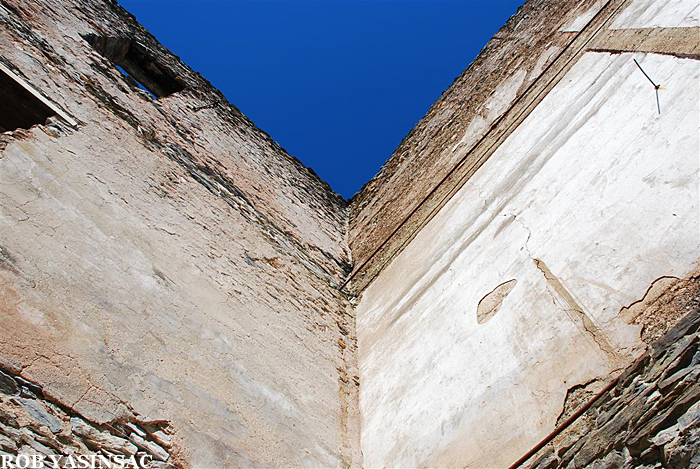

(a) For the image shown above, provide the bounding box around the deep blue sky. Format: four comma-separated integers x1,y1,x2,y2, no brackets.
119,0,525,199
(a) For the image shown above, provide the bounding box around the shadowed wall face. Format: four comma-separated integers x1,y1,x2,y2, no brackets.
0,66,55,131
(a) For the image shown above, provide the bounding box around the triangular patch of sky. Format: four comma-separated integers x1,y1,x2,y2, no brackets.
119,0,525,199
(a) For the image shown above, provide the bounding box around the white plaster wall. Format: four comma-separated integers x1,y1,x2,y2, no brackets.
610,0,699,29
356,51,699,468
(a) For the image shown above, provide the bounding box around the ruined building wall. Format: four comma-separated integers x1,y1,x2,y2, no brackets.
0,0,360,466
1,0,699,467
351,0,699,467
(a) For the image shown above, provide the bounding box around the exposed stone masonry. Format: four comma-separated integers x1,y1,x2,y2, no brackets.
526,305,700,469
0,368,178,467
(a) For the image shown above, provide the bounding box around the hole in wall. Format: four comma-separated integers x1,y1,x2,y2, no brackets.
83,34,185,98
476,279,517,324
0,64,56,132
115,65,158,99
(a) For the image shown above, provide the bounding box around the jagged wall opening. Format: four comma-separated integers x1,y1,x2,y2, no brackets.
83,34,185,98
0,63,55,131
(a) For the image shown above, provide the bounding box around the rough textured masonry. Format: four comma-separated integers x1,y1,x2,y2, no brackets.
0,0,358,466
0,0,698,467
527,303,700,469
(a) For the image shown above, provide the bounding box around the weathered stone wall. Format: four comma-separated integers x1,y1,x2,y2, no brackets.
353,0,699,467
0,368,179,468
1,0,350,280
0,0,360,466
2,0,699,466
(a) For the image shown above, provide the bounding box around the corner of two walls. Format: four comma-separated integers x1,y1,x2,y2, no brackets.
346,0,700,467
1,0,698,466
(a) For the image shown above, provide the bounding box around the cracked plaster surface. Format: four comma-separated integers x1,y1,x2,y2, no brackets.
355,49,699,468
